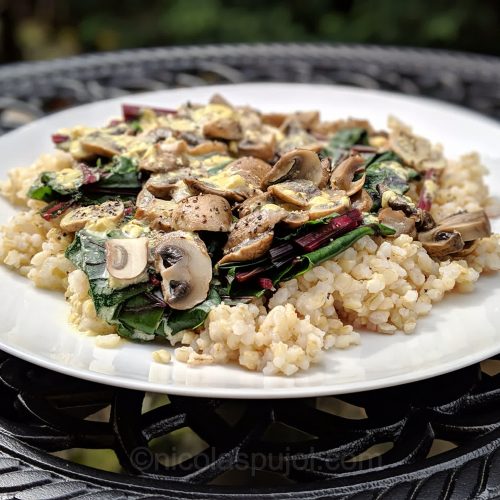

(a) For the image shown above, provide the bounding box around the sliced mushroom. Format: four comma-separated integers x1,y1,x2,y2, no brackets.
418,210,491,258
209,93,233,107
307,190,351,219
140,127,173,144
80,133,122,158
390,129,432,170
135,188,176,231
185,177,246,203
227,156,271,189
262,112,288,128
154,231,212,310
238,192,275,217
330,154,366,196
218,231,274,265
453,240,479,258
238,133,276,162
105,237,148,280
171,194,232,232
277,117,324,155
264,149,327,188
433,211,491,242
184,158,266,202
169,181,195,203
187,140,227,156
351,188,373,212
139,144,188,173
283,211,310,228
418,230,464,258
220,206,287,264
237,192,310,230
378,207,416,238
263,110,320,130
268,180,321,208
144,170,193,199
312,117,374,137
60,200,124,232
202,117,242,141
225,206,287,252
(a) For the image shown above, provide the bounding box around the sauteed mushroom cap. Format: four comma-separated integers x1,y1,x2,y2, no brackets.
264,149,326,188
154,231,212,310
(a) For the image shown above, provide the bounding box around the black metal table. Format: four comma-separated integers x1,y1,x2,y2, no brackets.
1,44,500,500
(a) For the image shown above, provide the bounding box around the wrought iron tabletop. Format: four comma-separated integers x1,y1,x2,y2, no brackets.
0,43,499,499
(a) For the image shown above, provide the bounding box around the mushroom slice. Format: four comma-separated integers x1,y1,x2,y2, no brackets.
268,180,321,208
227,156,271,190
264,149,326,188
330,154,366,196
238,133,276,162
434,210,491,242
238,192,275,218
417,210,491,258
419,230,464,258
172,194,232,232
294,111,320,130
140,127,174,144
202,117,242,141
283,211,309,229
307,190,351,220
80,133,122,158
135,188,176,231
225,206,287,252
209,93,233,107
139,144,188,173
312,117,374,137
154,231,212,310
378,208,416,238
185,178,245,203
453,240,479,258
187,140,227,156
169,181,195,203
144,171,192,199
351,188,373,212
262,112,288,128
390,128,432,170
263,111,320,129
184,158,265,202
60,200,124,232
105,237,148,280
218,231,274,265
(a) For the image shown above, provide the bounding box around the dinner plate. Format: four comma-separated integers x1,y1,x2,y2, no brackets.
0,83,499,399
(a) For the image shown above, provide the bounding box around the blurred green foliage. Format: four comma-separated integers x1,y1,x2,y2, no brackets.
1,0,499,62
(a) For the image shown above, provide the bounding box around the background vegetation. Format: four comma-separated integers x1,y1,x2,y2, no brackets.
1,0,499,62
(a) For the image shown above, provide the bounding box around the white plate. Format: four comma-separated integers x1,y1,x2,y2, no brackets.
0,83,499,399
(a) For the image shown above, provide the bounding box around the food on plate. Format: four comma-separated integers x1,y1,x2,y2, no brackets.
1,95,500,376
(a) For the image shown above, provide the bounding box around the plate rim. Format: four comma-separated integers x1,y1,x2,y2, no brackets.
0,81,499,399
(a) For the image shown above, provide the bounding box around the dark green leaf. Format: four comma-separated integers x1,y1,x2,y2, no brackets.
65,230,152,316
322,127,369,159
282,226,377,280
96,156,141,190
28,170,83,202
363,153,419,211
117,294,165,335
167,288,221,334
